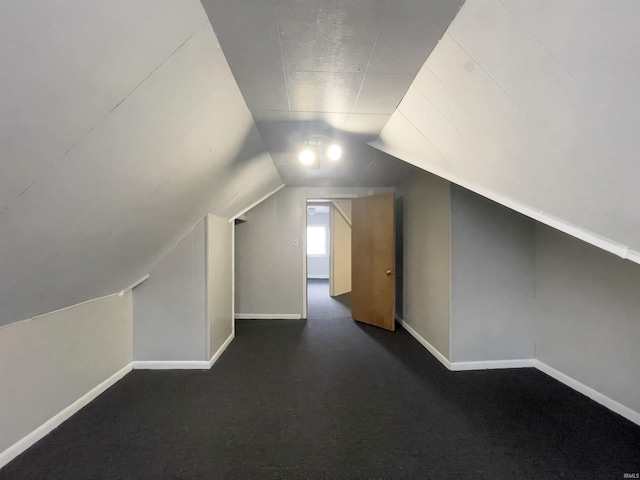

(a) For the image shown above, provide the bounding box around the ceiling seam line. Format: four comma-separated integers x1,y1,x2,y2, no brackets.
405,82,508,177
445,31,563,149
395,109,455,172
0,20,210,219
348,1,389,126
273,0,292,119
498,0,588,94
419,64,521,169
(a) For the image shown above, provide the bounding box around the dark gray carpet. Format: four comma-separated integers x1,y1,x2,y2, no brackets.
2,279,639,479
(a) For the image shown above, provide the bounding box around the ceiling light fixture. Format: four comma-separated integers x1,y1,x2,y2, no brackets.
299,149,316,165
298,135,342,169
326,144,342,161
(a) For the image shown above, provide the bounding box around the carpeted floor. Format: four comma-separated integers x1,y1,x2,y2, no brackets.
2,279,639,479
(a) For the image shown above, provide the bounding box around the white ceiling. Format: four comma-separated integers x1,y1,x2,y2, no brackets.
0,0,283,326
374,0,640,261
201,0,463,186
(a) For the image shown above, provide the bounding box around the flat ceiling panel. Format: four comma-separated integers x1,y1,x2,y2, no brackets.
276,0,387,73
200,0,463,186
286,71,362,112
354,74,414,114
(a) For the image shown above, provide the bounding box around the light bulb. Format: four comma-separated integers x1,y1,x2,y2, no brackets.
327,144,342,161
299,149,315,165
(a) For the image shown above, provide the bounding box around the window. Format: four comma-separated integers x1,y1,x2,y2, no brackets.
307,226,327,255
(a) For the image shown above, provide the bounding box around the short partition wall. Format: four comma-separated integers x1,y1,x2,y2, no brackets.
1,213,238,469
132,214,235,368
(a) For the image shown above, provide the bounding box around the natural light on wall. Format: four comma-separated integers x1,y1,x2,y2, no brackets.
307,226,327,255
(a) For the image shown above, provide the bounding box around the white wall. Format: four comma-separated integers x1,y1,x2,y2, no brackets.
396,171,451,359
307,211,330,279
450,187,536,363
133,219,207,361
0,292,133,461
535,226,640,414
375,0,640,263
0,0,283,328
207,214,234,359
235,187,393,318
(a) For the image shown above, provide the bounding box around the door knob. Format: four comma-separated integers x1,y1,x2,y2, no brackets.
386,269,395,276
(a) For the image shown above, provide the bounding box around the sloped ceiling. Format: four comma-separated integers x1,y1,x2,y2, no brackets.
201,0,463,187
373,0,640,263
0,0,283,326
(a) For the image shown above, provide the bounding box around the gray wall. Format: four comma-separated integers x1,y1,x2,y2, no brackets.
207,214,234,358
235,187,393,317
0,293,133,454
133,219,207,361
535,225,640,413
398,172,638,416
396,171,451,359
450,187,536,362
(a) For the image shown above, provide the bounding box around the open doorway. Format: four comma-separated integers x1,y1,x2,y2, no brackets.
305,199,352,317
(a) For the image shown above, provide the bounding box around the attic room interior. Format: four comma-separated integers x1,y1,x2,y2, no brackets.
0,0,639,478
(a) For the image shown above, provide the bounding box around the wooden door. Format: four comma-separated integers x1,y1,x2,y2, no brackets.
351,193,395,331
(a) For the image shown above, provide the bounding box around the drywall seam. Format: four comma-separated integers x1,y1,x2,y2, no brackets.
132,361,210,370
234,314,301,320
450,359,536,371
229,184,286,222
208,332,234,368
535,360,639,426
0,363,132,469
2,276,150,331
396,316,451,369
119,274,150,296
370,140,640,265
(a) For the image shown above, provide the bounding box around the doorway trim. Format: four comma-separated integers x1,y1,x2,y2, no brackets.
302,194,358,319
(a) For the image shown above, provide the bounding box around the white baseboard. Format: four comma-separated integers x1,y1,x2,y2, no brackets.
0,363,132,469
133,333,235,371
450,359,537,371
396,316,451,369
535,360,640,426
209,332,234,368
132,360,210,370
234,313,301,320
307,275,328,279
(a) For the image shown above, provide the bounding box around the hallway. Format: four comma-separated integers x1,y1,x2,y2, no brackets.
2,282,638,478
